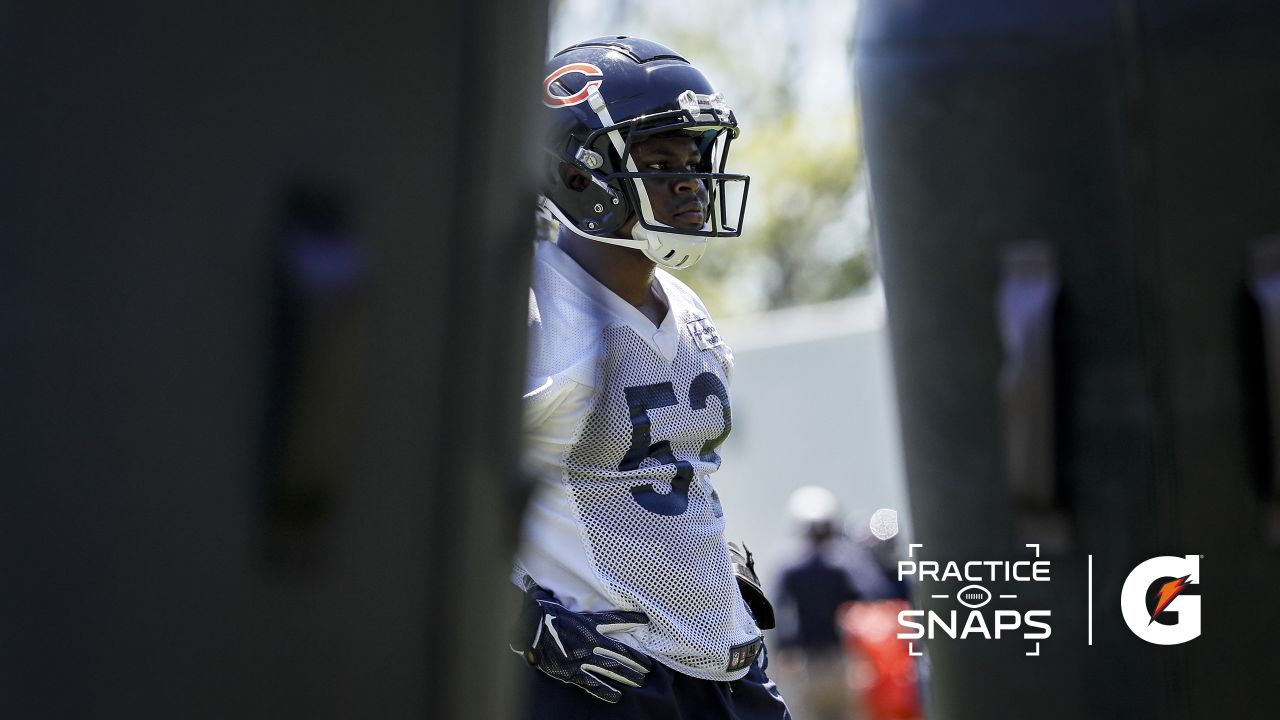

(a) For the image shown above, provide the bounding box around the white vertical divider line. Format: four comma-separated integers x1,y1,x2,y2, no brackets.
1088,554,1094,646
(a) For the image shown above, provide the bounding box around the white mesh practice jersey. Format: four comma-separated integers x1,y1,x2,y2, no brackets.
515,240,760,681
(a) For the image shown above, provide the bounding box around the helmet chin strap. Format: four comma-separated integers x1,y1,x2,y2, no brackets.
540,197,710,271
630,223,709,271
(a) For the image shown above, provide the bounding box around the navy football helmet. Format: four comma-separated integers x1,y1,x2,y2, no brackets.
538,36,749,270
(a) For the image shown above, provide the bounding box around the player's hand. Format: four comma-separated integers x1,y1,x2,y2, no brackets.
511,585,653,703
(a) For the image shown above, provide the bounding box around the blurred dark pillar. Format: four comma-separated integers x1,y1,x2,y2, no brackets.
0,2,545,718
857,1,1280,718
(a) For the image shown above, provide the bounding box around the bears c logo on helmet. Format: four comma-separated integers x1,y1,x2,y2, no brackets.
542,63,604,108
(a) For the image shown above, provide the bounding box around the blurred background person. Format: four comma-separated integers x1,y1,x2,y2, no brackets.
770,486,900,720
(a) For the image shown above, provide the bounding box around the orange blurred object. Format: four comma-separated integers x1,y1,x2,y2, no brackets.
836,599,924,720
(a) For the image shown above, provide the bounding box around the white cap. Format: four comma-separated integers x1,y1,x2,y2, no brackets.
786,485,840,525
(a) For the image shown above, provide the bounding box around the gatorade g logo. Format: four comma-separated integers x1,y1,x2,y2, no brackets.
543,63,604,108
1120,555,1202,645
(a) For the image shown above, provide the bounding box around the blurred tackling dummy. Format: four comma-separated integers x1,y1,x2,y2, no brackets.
260,184,368,566
770,486,901,720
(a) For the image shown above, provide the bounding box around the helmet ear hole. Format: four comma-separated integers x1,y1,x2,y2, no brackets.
558,162,589,192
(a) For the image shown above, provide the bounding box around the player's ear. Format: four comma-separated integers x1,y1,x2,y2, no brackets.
558,162,589,192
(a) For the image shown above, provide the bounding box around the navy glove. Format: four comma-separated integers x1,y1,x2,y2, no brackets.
511,585,653,703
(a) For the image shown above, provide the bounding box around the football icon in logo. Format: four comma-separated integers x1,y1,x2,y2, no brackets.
956,584,992,609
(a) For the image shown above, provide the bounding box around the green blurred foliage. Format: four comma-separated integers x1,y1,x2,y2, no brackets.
683,108,871,318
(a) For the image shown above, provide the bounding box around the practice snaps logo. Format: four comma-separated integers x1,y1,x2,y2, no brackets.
896,543,1053,656
1120,554,1202,645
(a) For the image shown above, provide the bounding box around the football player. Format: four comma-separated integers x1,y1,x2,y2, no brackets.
510,36,790,719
